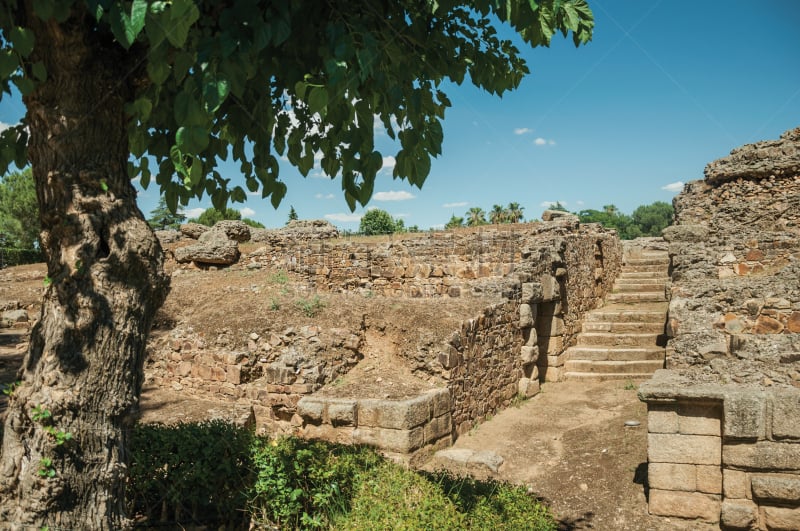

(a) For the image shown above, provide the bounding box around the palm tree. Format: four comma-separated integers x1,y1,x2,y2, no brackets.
489,204,507,224
506,202,524,223
465,207,487,226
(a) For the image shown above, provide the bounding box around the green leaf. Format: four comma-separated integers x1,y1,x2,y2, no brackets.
0,50,19,79
108,0,147,49
189,157,203,186
9,27,35,57
166,0,200,48
176,126,209,154
307,87,328,114
32,0,54,20
202,74,230,113
147,60,170,85
31,62,47,82
12,76,35,96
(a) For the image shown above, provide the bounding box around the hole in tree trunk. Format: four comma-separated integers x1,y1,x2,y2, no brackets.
98,235,110,259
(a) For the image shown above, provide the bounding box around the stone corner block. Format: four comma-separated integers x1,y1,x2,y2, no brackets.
648,489,720,522
723,392,766,440
720,499,757,530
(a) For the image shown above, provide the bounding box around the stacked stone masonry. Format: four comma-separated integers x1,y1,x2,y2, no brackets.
641,127,800,528
147,219,623,457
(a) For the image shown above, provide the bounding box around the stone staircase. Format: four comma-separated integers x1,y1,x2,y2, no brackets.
563,248,669,380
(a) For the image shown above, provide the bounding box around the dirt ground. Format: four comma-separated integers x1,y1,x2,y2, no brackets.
0,261,716,530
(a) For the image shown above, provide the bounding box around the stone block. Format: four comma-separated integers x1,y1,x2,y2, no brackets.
696,464,723,494
426,389,452,418
648,462,696,491
678,402,721,436
296,398,325,422
537,315,565,336
648,404,679,434
723,441,800,471
763,506,800,531
424,414,452,443
539,336,564,354
520,345,539,364
648,489,720,522
724,469,750,499
724,392,766,440
521,282,543,303
358,395,432,430
328,401,357,426
546,354,566,368
226,365,242,384
353,426,425,454
648,434,721,465
542,365,562,382
751,475,800,504
438,347,461,369
771,390,800,440
540,274,560,301
523,327,538,347
518,377,540,398
519,304,536,328
176,361,192,377
720,499,757,530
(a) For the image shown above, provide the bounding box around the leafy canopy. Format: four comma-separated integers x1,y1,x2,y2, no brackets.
0,0,593,214
148,197,187,230
0,167,40,249
359,208,403,235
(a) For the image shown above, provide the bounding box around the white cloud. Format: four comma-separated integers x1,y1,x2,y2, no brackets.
0,121,12,133
374,190,415,201
534,137,557,146
325,212,362,223
394,213,409,218
185,207,205,218
381,156,396,173
575,200,585,206
540,200,567,208
241,207,256,217
514,127,533,135
442,201,468,208
315,193,335,200
661,181,684,192
430,224,445,230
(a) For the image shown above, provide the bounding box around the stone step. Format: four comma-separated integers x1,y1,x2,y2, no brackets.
563,372,659,382
586,306,668,323
582,320,665,333
567,346,665,361
564,359,665,374
577,332,662,347
622,264,669,274
624,256,670,266
618,271,669,280
607,292,667,303
612,282,667,293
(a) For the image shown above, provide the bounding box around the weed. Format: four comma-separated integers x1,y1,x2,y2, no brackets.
43,276,52,287
270,297,280,311
269,270,289,285
37,457,55,478
510,393,528,408
1,380,21,397
623,380,637,391
297,295,325,317
31,405,52,423
44,426,72,446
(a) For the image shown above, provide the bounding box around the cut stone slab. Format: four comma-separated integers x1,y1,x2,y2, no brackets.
433,448,505,473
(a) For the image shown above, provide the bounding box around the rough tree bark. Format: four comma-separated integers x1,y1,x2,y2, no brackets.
0,9,169,529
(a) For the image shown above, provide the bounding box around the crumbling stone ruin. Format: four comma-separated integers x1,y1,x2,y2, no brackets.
145,217,623,460
640,128,800,529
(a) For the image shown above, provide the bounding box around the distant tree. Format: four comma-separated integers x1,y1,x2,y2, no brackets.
407,224,420,232
287,206,299,224
190,207,242,227
489,204,508,224
465,207,487,226
148,197,186,231
507,202,525,223
445,215,464,229
548,201,569,212
242,218,266,229
631,201,674,236
360,208,401,235
0,167,39,249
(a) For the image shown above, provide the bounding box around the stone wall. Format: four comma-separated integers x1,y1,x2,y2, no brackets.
641,371,800,529
641,127,800,527
147,219,623,455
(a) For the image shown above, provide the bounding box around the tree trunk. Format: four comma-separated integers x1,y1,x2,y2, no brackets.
0,9,169,529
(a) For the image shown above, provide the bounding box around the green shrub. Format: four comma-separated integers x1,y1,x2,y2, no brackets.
127,420,253,528
248,437,384,529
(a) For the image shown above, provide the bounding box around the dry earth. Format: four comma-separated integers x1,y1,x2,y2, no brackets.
0,262,715,530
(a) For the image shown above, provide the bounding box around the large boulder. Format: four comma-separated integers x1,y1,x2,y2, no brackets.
180,222,209,239
211,220,251,242
282,219,339,240
174,230,240,265
155,229,181,245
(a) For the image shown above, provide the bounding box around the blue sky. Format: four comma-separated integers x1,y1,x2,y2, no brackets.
2,1,799,230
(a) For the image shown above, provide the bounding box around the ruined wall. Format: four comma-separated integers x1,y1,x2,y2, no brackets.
147,219,623,453
641,127,800,527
